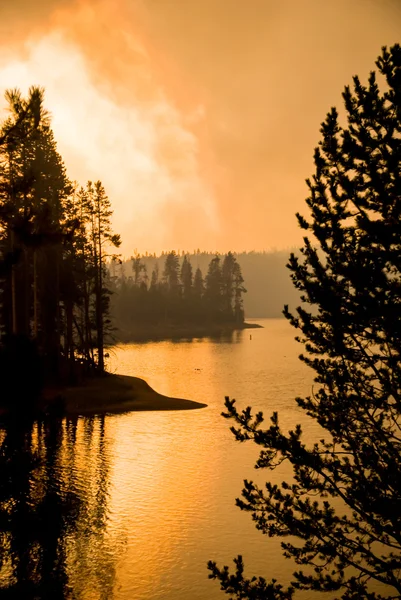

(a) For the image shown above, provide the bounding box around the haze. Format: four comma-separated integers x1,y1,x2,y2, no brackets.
1,0,400,255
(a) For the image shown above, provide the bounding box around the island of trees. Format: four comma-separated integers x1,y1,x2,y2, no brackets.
110,251,255,340
111,249,302,320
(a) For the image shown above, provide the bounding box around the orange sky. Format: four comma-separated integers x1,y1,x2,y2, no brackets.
0,0,400,255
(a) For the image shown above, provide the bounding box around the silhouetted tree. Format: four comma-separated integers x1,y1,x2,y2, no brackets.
193,266,204,299
0,86,74,382
208,44,401,600
150,263,159,291
163,251,180,293
180,255,193,300
132,255,145,286
221,252,246,323
204,255,223,321
0,87,121,400
88,180,121,371
192,266,205,322
233,261,246,323
221,252,235,320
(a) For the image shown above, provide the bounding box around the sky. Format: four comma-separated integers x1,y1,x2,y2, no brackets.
0,0,400,256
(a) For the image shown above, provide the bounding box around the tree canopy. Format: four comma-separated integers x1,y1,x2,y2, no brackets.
0,86,120,405
110,251,247,337
208,44,401,600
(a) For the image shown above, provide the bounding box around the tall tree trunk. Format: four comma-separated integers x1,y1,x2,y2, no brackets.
33,249,38,337
11,230,17,335
96,208,104,372
65,298,74,380
83,280,93,365
23,247,30,337
90,209,102,371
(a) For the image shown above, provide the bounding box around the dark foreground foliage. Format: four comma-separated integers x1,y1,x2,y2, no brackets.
209,44,401,599
0,87,120,408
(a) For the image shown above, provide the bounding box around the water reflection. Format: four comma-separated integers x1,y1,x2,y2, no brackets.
132,328,245,345
0,416,115,599
0,320,323,600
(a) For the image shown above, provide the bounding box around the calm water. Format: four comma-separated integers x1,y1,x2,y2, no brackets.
0,319,327,599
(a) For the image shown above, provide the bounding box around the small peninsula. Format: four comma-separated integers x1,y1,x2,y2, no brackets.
59,373,207,416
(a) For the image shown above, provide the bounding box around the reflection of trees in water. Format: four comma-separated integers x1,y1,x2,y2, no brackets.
0,415,116,599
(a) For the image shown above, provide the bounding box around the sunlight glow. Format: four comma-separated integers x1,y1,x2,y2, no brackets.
0,28,218,254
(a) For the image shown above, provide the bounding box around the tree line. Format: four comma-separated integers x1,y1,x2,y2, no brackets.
115,248,302,318
0,86,120,405
110,250,246,335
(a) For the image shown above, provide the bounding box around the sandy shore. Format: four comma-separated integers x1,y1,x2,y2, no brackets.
62,373,207,416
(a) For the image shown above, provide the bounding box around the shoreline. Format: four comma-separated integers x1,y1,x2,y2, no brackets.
0,374,207,422
113,321,263,343
62,373,207,416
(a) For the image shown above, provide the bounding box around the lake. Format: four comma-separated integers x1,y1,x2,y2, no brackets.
0,319,329,599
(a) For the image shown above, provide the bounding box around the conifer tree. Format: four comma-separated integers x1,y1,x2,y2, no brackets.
233,261,246,324
163,251,180,292
180,255,193,300
0,86,74,380
0,86,122,393
150,263,159,291
209,44,401,600
221,251,236,320
193,266,204,299
204,255,223,320
88,180,120,372
132,255,145,286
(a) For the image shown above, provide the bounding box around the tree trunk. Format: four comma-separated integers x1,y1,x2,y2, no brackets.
96,208,104,372
11,230,17,335
33,249,38,337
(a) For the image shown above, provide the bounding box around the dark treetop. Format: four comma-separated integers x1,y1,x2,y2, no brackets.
208,44,401,600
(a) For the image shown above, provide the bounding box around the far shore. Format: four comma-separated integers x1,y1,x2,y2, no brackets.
61,373,207,416
113,321,263,343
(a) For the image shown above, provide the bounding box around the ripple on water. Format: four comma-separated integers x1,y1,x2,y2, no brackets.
0,319,341,599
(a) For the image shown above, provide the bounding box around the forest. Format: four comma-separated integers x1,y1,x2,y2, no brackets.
113,249,301,319
110,251,248,339
0,86,120,407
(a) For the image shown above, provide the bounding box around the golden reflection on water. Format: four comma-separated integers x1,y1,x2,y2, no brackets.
1,319,335,599
103,413,220,600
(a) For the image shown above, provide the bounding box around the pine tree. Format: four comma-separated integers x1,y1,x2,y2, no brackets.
209,44,401,600
132,255,146,286
72,185,96,367
180,255,193,300
221,252,236,321
150,263,159,291
204,255,223,321
163,251,180,292
193,266,204,299
0,87,74,380
233,261,246,324
87,180,120,372
0,85,124,398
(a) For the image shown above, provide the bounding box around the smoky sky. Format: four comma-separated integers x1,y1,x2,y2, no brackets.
1,0,401,254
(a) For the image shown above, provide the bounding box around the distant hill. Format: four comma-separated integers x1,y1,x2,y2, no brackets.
111,249,301,318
